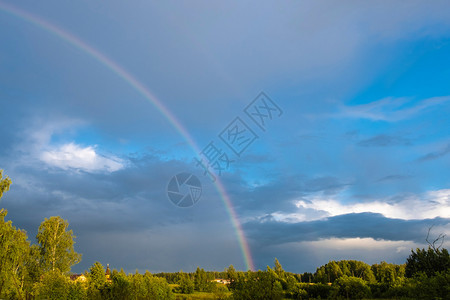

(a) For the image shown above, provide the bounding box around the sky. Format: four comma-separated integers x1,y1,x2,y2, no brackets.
0,0,449,274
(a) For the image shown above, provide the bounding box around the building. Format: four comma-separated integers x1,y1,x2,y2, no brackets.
106,264,111,281
212,278,230,285
70,263,111,283
69,274,87,282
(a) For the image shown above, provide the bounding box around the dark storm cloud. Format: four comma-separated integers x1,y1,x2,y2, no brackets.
217,173,351,217
2,155,183,236
1,151,247,272
243,213,450,247
219,173,303,214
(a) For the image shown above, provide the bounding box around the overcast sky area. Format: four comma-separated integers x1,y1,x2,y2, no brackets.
0,1,449,274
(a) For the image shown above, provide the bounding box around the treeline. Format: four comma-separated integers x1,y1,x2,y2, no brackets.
154,254,449,299
1,170,450,299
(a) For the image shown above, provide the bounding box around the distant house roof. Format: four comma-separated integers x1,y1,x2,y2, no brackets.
212,279,230,284
70,274,86,281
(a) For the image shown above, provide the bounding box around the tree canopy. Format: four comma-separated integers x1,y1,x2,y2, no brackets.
405,246,450,277
0,170,12,200
37,216,81,273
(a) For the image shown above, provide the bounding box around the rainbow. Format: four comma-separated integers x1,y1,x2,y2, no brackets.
0,2,255,271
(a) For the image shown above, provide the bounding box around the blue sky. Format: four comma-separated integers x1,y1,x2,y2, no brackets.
0,0,449,273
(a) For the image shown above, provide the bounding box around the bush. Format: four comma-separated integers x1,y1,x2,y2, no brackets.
110,272,130,299
300,283,332,299
330,275,371,299
213,284,230,300
232,270,283,300
177,275,194,294
412,269,450,299
406,247,450,278
68,281,87,300
292,283,308,299
34,270,69,300
127,273,173,299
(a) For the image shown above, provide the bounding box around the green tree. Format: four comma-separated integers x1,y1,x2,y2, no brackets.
405,247,450,277
284,274,299,296
315,260,376,284
225,265,237,290
330,275,371,299
194,266,213,292
345,260,376,283
89,262,107,289
0,210,29,299
87,262,107,300
213,284,229,300
0,176,30,300
67,281,87,300
0,170,12,200
129,273,146,299
36,216,81,273
232,269,283,300
274,258,284,278
33,270,69,300
302,283,332,299
315,260,343,283
371,261,405,286
111,271,130,299
412,269,450,299
290,283,307,300
143,272,173,300
127,271,173,300
177,271,194,294
37,216,81,273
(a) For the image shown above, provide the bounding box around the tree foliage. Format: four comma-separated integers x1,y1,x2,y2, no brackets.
274,258,284,277
34,270,69,300
194,266,214,292
315,260,375,284
405,247,450,278
371,261,405,286
412,269,450,299
89,262,107,290
232,268,283,300
110,271,130,299
128,272,173,300
0,172,29,299
330,275,371,299
0,170,12,200
225,264,237,290
37,216,81,274
0,209,30,299
177,271,194,294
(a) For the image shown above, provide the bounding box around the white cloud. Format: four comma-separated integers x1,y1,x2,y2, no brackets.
261,237,428,271
12,118,124,174
335,96,450,122
292,189,450,221
297,238,434,264
40,143,123,173
305,237,420,252
301,236,446,262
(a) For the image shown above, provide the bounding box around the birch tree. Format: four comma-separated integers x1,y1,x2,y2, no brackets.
36,216,81,273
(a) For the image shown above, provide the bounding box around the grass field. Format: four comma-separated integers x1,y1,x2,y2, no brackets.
169,283,231,300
